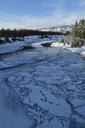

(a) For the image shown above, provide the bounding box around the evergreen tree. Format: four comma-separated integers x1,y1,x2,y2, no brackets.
73,20,78,37
72,19,85,39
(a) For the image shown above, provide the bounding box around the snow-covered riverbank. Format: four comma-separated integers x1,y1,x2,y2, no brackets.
51,41,85,57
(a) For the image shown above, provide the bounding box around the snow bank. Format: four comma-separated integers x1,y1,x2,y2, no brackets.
51,42,71,48
51,41,85,56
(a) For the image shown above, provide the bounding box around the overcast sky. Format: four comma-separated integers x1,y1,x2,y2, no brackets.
0,0,85,29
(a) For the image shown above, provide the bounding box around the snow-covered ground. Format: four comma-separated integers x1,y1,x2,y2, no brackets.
0,35,85,128
0,35,62,55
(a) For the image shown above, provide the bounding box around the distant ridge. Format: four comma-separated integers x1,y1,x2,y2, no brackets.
38,25,72,34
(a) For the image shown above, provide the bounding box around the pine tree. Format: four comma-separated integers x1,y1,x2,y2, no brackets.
72,19,85,39
73,21,78,37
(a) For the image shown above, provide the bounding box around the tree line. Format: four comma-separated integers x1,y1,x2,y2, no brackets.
0,28,66,38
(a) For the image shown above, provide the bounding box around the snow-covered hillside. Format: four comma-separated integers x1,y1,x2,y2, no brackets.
38,25,72,34
0,35,85,128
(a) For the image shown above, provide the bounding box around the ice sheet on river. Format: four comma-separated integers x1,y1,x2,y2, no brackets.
0,45,85,128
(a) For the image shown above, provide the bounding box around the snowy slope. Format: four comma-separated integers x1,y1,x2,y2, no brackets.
38,25,72,34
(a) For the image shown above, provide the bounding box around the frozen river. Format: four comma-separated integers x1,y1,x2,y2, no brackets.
0,37,85,128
